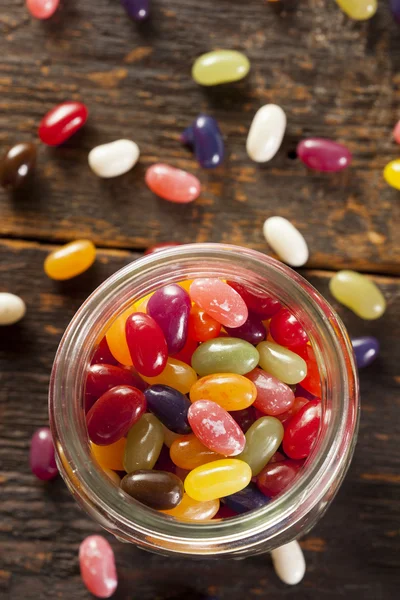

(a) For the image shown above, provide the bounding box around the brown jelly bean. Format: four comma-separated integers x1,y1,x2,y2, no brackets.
0,142,37,189
121,469,184,510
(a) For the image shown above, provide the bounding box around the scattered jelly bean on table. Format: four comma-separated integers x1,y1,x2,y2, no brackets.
246,104,287,163
30,427,58,481
145,384,192,434
88,140,140,178
351,336,380,368
257,459,302,498
383,159,400,190
283,400,321,460
188,304,221,341
44,240,96,280
271,541,306,586
0,142,36,189
246,368,295,416
162,493,220,522
190,278,248,328
263,216,309,267
39,101,88,146
222,482,270,513
192,50,250,86
85,363,147,412
335,0,377,20
79,535,118,599
257,341,307,385
225,311,266,344
182,114,224,169
121,0,150,21
227,281,281,318
123,413,164,472
238,416,284,475
141,357,197,394
170,434,222,470
191,337,259,376
125,313,168,376
390,0,400,23
188,400,246,456
184,459,252,501
147,284,191,354
190,373,257,411
121,469,184,510
26,0,59,20
329,270,386,320
297,138,352,172
144,243,181,255
0,292,26,326
145,163,201,203
270,309,308,350
91,438,126,471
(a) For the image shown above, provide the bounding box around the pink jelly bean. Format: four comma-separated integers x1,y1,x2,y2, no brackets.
79,535,118,598
26,0,59,20
190,278,248,328
29,427,58,481
393,120,400,144
246,367,295,416
188,400,246,456
297,138,352,172
145,163,201,203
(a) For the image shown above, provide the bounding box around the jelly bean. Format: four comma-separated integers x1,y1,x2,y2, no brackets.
106,305,137,366
91,438,126,471
222,483,270,513
44,240,96,280
192,50,250,86
335,0,377,20
0,293,26,326
175,467,190,482
121,470,184,510
79,535,118,598
384,158,400,189
170,434,222,470
188,400,246,456
275,397,309,425
103,468,121,486
123,413,164,472
147,284,191,354
270,309,308,351
214,504,238,519
141,357,197,394
145,384,191,434
271,541,306,586
246,368,295,416
269,451,286,464
263,217,309,267
91,337,118,366
125,313,168,376
145,163,201,203
246,104,286,163
29,427,58,481
238,417,284,475
297,345,321,397
144,243,181,255
294,383,317,401
26,0,59,20
390,0,400,23
185,459,252,501
162,424,182,448
182,114,224,169
190,279,248,328
87,385,146,445
85,364,147,412
257,459,302,498
172,335,198,365
229,406,257,433
225,312,266,344
154,444,176,474
88,140,140,178
283,400,321,459
351,336,379,368
297,138,352,172
227,281,281,318
192,337,259,376
39,101,88,146
190,373,257,411
162,493,220,522
257,341,307,385
0,143,36,189
121,0,150,21
329,270,386,320
188,304,221,342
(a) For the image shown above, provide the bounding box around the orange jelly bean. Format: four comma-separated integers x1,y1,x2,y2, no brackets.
170,434,222,470
141,357,197,394
105,305,137,365
190,373,257,411
188,303,221,342
44,240,96,280
91,438,126,471
162,493,220,522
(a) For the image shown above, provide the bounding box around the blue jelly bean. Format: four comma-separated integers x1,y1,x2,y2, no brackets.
181,125,195,146
121,0,150,21
182,114,224,169
225,312,266,344
147,284,191,354
351,336,380,369
145,384,192,434
222,483,270,514
390,0,400,23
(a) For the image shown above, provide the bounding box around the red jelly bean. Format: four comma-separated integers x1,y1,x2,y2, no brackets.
91,337,118,366
172,335,198,364
269,309,308,350
297,345,322,397
276,397,309,425
246,367,295,416
86,385,146,445
145,163,201,203
282,400,321,459
38,101,88,146
188,400,246,456
188,303,221,342
269,451,286,464
29,427,58,481
257,459,303,498
26,0,59,19
144,243,181,255
190,279,248,328
125,313,168,377
85,364,147,412
79,535,118,598
227,281,281,318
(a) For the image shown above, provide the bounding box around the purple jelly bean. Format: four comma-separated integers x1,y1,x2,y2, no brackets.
351,336,380,369
147,284,191,354
225,312,266,344
230,406,257,433
390,0,400,23
29,427,58,481
222,483,270,514
181,125,195,146
297,138,352,172
182,114,224,169
145,384,192,434
121,0,150,21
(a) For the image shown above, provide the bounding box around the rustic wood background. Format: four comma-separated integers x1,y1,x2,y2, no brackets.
0,1,399,599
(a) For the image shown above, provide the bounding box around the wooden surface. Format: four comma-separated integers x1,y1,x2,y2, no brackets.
0,1,399,599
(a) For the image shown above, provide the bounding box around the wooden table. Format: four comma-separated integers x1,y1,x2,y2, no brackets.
0,1,399,598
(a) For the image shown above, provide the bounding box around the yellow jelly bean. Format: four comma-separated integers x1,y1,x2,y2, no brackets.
44,240,96,280
135,292,153,313
336,0,377,20
105,304,137,365
170,434,222,470
189,373,257,411
141,357,197,394
192,50,250,86
383,159,400,190
91,438,126,471
103,468,121,485
162,493,220,522
329,270,386,320
177,279,193,293
184,459,252,502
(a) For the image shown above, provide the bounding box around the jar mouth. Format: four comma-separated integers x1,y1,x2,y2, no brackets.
49,243,359,556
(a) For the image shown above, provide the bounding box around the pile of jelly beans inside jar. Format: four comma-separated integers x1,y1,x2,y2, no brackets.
86,278,321,520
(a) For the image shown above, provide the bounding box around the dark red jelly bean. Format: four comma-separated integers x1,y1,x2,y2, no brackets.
91,337,118,366
147,284,191,354
225,312,266,344
172,335,198,364
257,459,303,498
125,313,168,377
269,451,286,464
214,504,238,519
222,483,270,513
38,101,88,146
270,309,308,350
226,281,281,318
85,364,147,412
276,397,309,425
121,470,183,510
154,444,176,474
230,406,257,433
86,385,146,445
144,243,181,255
246,368,295,416
29,427,58,481
282,400,321,459
297,345,321,397
294,384,317,402
145,384,191,434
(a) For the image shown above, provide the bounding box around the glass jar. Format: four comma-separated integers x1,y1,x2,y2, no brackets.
49,244,359,557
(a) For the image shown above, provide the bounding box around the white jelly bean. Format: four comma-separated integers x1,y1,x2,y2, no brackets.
263,216,309,267
271,540,306,585
88,139,140,178
0,293,26,325
246,104,286,163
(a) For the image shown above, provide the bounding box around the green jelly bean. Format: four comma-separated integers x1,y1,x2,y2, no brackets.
256,341,307,385
238,416,284,476
123,413,164,473
191,337,259,377
329,270,386,320
192,50,250,86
